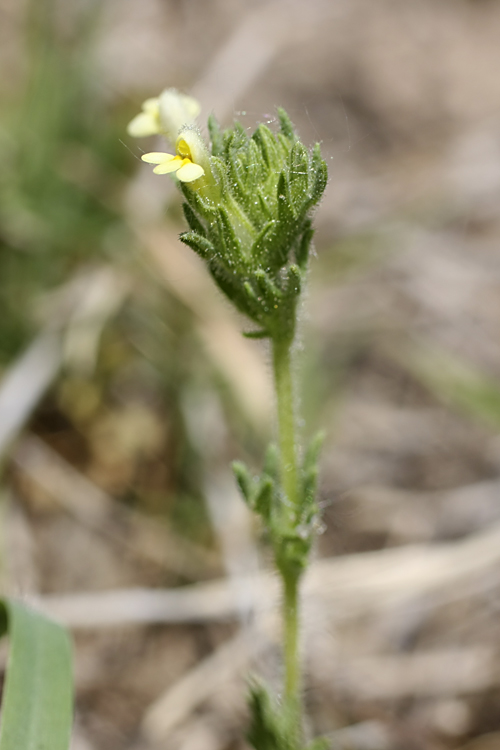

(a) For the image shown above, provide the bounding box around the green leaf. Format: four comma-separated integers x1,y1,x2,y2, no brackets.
232,460,255,506
253,125,281,172
263,443,280,483
247,680,295,750
0,598,73,750
180,231,214,260
277,108,296,142
225,134,251,206
179,181,217,221
251,220,275,264
254,269,282,308
209,262,256,320
295,221,314,270
308,144,328,207
302,430,325,477
182,202,207,236
208,114,224,157
301,430,325,511
289,143,310,212
243,329,270,339
283,264,302,299
254,477,274,520
216,207,245,269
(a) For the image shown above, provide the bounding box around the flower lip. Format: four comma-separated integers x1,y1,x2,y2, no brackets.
141,151,204,183
140,126,212,184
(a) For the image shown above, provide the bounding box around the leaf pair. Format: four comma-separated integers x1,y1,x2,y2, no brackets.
233,432,324,581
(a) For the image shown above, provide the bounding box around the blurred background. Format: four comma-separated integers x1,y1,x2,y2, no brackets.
2,0,500,748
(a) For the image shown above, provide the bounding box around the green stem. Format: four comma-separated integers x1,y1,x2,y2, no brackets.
283,572,299,707
272,336,301,716
272,337,298,513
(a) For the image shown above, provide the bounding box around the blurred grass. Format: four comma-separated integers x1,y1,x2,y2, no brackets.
395,341,500,433
0,0,222,545
0,0,132,362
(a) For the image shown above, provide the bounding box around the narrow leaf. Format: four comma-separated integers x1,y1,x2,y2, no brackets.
243,329,269,339
277,107,296,141
254,477,274,520
252,125,281,172
232,460,256,506
180,232,214,260
263,443,280,483
208,114,224,156
296,221,314,270
308,143,328,206
289,142,310,212
216,207,245,269
182,202,206,237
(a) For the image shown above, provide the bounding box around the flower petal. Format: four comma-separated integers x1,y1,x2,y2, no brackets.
153,158,184,174
127,112,159,137
180,94,201,120
158,89,201,143
141,152,176,164
176,162,205,182
176,127,212,179
142,98,160,115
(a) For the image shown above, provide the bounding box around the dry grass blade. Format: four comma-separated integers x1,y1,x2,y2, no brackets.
35,514,500,628
35,581,248,628
333,648,498,701
0,333,61,460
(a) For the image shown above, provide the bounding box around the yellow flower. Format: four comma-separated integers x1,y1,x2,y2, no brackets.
141,127,210,184
127,97,161,138
158,90,200,143
127,89,200,143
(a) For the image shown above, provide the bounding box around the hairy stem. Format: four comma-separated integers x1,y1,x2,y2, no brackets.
283,571,300,709
272,337,298,513
272,336,301,717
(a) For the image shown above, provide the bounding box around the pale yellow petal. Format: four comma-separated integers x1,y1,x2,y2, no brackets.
176,162,205,182
158,89,200,143
127,112,159,137
153,158,183,174
141,152,176,164
180,94,201,120
143,98,160,115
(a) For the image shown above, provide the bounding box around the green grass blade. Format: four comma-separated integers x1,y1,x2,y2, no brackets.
0,598,73,750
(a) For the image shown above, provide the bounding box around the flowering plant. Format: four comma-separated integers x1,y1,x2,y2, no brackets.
129,88,328,750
